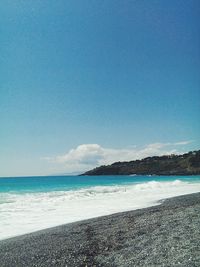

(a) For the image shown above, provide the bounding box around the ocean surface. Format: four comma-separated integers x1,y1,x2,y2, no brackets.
0,175,200,240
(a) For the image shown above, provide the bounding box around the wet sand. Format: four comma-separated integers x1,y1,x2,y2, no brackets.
0,192,200,267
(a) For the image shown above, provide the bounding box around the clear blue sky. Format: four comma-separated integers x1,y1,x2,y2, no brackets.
0,0,199,176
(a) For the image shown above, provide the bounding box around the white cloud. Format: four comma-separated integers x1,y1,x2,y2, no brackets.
173,140,193,146
43,140,192,174
56,144,104,165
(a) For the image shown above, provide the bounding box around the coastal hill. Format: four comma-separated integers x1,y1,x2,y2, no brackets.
82,150,200,176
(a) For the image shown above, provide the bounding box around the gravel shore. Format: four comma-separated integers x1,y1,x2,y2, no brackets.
0,192,200,267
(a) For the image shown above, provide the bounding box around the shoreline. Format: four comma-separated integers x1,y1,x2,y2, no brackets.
0,192,200,266
2,177,200,241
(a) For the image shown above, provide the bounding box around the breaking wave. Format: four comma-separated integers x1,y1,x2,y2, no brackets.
0,179,200,240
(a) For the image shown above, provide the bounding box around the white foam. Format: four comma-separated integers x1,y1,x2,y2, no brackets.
0,180,200,240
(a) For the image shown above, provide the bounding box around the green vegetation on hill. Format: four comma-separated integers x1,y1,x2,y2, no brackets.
82,150,200,176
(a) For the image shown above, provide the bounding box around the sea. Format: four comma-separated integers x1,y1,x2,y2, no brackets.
0,175,200,240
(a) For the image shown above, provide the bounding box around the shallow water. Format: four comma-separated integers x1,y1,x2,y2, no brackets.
0,175,200,240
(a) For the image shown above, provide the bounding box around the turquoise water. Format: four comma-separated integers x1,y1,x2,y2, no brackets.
1,175,200,240
1,175,200,193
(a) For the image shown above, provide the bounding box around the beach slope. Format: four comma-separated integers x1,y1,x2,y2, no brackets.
0,192,200,267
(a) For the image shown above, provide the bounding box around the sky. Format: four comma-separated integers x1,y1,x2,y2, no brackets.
0,0,200,176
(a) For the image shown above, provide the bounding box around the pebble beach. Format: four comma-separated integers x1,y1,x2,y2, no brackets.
0,192,199,267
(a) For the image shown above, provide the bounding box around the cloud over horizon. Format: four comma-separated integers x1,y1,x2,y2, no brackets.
43,140,192,174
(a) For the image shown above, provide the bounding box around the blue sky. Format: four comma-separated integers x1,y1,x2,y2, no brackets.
0,0,199,176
